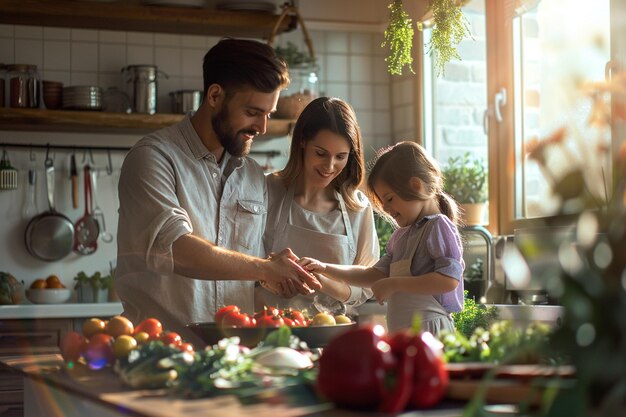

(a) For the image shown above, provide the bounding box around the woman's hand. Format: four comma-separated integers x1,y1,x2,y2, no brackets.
298,257,327,273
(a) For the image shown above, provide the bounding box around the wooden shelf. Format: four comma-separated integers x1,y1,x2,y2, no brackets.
0,0,296,38
0,108,295,138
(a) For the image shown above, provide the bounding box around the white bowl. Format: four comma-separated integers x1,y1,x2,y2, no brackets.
26,288,71,304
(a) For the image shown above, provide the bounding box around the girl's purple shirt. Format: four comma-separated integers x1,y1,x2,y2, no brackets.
374,214,465,313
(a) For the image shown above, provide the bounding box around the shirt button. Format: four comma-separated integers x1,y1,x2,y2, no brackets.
212,172,218,178
253,206,258,213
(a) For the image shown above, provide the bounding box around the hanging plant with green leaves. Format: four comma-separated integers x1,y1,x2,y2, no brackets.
420,0,472,76
381,0,415,76
382,0,471,77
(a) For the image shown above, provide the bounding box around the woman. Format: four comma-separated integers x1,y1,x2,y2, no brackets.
256,97,379,316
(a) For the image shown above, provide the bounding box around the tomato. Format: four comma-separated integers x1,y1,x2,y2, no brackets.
83,333,114,370
334,314,352,324
179,342,194,353
256,313,284,328
105,316,134,338
112,334,138,359
215,305,239,325
282,317,297,327
60,331,86,364
283,308,306,326
134,318,163,339
82,318,106,338
160,332,182,347
133,331,150,344
222,311,254,327
311,312,336,326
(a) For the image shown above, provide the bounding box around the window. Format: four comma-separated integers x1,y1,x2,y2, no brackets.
421,0,620,235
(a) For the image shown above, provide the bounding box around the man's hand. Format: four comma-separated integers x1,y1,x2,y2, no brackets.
263,249,322,295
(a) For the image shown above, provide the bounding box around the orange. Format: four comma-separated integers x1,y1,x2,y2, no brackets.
46,274,61,287
47,281,66,289
105,316,134,338
30,279,46,289
82,318,106,338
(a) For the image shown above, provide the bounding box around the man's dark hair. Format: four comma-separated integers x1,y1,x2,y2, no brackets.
203,38,290,97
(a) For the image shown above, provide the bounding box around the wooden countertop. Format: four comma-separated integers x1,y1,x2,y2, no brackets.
1,354,465,417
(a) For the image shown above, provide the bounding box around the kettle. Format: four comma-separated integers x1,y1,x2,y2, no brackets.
121,65,168,114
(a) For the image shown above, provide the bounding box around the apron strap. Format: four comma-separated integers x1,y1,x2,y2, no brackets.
335,190,356,260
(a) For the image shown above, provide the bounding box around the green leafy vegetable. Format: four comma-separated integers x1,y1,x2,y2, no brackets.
452,291,498,338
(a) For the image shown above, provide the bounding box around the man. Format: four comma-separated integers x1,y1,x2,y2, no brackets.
116,38,321,345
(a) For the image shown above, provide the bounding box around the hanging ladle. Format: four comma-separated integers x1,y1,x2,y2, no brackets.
73,164,99,255
91,169,113,243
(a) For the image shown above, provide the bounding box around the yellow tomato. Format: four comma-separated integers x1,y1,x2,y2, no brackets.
133,331,150,344
113,335,138,359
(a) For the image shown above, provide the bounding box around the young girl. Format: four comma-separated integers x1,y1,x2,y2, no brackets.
299,141,465,335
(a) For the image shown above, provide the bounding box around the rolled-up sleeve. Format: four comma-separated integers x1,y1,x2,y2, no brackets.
118,144,192,274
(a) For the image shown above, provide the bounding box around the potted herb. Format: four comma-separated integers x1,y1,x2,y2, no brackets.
442,152,488,225
74,270,113,303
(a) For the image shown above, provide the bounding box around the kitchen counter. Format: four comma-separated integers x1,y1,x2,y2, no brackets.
1,354,465,417
0,302,123,320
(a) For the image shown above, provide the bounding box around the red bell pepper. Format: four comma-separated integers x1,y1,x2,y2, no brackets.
316,326,397,409
386,329,449,409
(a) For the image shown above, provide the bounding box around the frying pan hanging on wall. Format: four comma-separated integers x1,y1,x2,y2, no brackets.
24,157,75,261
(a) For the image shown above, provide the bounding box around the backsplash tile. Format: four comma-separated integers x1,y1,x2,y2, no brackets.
71,42,98,71
15,39,43,67
44,40,71,71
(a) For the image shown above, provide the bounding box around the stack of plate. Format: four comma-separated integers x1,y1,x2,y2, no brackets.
62,86,102,110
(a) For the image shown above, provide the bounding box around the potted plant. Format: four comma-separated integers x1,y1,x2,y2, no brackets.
74,270,113,303
463,257,484,301
442,152,488,225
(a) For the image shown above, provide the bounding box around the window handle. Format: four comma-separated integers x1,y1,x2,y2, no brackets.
494,88,507,123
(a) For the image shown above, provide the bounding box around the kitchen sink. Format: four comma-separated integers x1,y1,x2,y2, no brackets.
487,304,565,326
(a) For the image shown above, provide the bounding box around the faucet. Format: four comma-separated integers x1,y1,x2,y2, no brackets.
461,225,494,301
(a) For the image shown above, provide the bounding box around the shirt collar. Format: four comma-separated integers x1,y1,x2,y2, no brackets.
179,114,245,168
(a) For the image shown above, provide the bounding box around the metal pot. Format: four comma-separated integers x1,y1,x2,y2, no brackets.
170,90,202,114
121,65,168,115
24,158,75,261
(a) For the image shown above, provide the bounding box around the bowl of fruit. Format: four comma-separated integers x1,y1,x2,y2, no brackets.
26,274,71,304
187,305,358,348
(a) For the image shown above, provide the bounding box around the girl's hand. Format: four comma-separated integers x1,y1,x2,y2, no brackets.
371,278,398,305
298,257,327,273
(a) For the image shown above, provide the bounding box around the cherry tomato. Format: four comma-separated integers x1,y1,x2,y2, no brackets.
215,305,240,325
160,332,182,347
60,331,86,364
134,318,163,339
83,333,114,370
222,311,254,327
179,342,194,353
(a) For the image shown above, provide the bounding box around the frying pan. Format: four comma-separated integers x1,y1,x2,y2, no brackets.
73,164,99,255
24,157,75,261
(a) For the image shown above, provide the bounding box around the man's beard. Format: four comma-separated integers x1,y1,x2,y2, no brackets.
212,105,258,157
